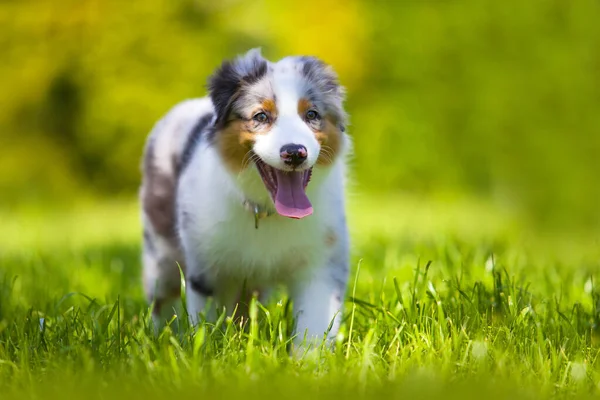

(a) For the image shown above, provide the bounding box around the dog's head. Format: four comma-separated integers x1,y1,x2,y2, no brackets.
207,48,348,219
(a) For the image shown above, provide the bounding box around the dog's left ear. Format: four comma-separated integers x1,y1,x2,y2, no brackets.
208,48,268,127
301,56,347,131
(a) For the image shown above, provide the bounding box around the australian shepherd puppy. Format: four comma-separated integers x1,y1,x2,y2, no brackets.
140,48,351,347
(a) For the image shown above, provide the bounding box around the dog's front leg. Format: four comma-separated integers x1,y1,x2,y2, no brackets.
289,235,349,350
290,276,344,348
183,250,216,326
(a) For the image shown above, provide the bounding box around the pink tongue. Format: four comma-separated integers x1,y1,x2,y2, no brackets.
274,170,313,219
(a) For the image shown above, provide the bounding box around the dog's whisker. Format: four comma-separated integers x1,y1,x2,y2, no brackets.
241,151,253,170
319,146,335,164
241,151,259,170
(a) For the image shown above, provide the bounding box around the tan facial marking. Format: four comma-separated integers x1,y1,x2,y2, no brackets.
297,98,312,116
215,120,256,172
261,99,277,116
297,98,343,166
315,117,343,166
251,99,277,121
217,98,278,173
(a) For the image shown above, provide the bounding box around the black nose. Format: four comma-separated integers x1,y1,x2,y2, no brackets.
280,144,308,167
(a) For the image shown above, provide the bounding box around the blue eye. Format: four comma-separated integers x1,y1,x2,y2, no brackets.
306,110,319,121
253,112,268,123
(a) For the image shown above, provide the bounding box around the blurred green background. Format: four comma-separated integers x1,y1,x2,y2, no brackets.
1,0,599,238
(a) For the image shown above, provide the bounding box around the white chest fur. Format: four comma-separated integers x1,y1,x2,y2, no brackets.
177,143,344,284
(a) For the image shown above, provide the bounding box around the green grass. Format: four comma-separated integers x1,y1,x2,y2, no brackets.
1,194,600,400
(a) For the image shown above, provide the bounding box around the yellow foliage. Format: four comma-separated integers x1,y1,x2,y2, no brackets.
1,0,599,236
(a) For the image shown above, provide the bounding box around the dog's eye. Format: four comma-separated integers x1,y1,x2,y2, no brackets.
253,112,268,123
306,110,319,121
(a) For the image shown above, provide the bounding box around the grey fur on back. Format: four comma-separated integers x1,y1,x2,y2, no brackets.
139,98,215,307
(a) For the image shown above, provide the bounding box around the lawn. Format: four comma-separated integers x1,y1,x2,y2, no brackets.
1,194,600,400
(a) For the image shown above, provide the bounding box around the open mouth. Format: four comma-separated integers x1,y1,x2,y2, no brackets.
254,158,313,219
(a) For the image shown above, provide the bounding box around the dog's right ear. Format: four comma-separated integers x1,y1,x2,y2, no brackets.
208,48,268,127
